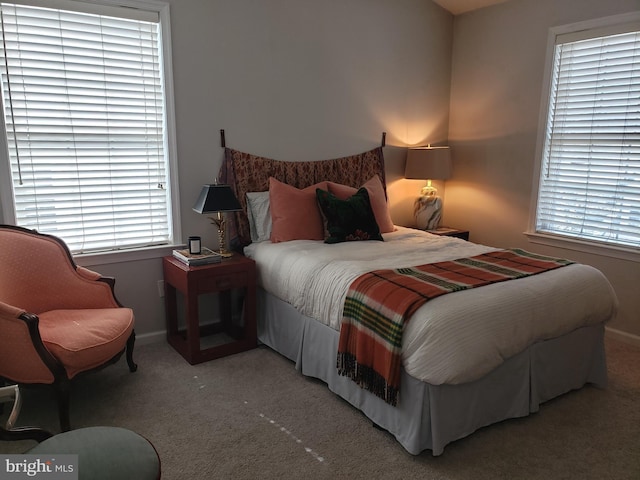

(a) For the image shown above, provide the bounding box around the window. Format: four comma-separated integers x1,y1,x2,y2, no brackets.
532,14,640,253
0,0,179,254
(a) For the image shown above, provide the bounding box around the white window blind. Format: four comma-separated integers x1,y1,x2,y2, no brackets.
535,27,640,250
0,2,172,253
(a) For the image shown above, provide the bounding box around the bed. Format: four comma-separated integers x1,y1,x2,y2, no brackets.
219,146,618,456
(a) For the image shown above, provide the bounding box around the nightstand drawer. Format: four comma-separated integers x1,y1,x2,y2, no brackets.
198,270,248,292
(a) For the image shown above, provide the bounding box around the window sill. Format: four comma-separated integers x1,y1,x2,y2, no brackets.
75,244,184,267
524,231,640,263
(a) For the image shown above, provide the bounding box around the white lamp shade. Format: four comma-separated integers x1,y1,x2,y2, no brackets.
404,146,452,180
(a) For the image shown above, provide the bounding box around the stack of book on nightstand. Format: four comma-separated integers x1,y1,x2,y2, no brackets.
172,247,222,266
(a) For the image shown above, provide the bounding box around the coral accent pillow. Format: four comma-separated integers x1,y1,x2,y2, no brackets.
269,177,328,242
327,175,395,233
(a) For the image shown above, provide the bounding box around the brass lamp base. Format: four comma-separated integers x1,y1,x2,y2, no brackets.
210,214,234,257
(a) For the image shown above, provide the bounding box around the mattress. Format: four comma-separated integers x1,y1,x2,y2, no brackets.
244,227,618,385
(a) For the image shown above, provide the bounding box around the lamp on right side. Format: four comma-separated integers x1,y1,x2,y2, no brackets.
404,145,452,230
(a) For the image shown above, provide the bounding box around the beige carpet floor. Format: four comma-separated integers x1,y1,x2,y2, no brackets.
2,337,639,479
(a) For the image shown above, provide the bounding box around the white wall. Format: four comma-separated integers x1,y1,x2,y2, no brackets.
0,0,454,341
167,0,453,341
446,0,640,340
170,0,453,235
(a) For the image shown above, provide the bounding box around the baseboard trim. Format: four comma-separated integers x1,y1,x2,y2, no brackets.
135,330,166,346
605,326,640,348
134,316,232,347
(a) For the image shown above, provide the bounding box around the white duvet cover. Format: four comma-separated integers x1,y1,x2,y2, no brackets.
244,227,617,385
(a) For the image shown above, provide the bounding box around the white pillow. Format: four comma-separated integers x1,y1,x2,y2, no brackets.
246,191,272,242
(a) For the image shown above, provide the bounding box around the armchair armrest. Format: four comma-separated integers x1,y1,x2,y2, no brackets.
0,385,53,442
75,267,124,305
0,300,25,319
76,266,102,281
0,303,65,384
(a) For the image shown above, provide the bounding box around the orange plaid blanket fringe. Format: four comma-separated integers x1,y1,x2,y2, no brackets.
336,248,574,406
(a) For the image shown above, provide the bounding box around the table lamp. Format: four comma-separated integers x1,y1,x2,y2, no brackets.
404,145,452,230
192,183,242,256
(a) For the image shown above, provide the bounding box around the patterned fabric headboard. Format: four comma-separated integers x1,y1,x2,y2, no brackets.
218,146,386,250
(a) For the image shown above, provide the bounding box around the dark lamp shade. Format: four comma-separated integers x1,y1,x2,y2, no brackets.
404,146,452,180
192,184,242,214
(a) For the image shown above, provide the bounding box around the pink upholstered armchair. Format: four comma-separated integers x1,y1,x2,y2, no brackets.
0,224,137,431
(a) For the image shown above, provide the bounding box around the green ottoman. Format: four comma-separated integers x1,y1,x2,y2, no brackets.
29,426,160,480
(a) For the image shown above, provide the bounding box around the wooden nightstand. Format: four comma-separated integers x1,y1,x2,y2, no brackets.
427,227,470,241
162,254,257,365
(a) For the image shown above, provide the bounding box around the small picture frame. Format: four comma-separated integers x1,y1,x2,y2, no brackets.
188,236,201,255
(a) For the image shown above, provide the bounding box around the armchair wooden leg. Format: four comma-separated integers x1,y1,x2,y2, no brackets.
126,331,138,373
55,380,71,432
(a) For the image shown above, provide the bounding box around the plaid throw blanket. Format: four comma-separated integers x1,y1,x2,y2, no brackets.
336,248,574,406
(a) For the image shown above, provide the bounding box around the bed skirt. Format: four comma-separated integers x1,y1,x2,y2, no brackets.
256,288,607,456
